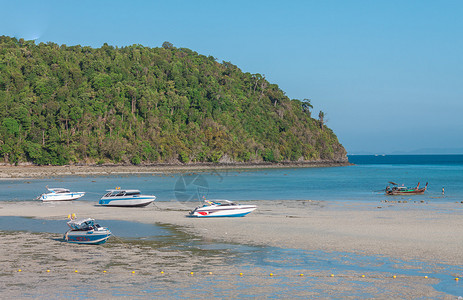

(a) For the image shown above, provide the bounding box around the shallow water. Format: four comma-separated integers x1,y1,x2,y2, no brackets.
0,216,170,237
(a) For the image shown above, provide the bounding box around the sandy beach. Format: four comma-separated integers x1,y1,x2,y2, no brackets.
1,199,462,298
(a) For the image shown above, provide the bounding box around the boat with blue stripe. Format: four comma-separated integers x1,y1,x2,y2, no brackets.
64,218,111,245
99,188,156,207
37,187,85,202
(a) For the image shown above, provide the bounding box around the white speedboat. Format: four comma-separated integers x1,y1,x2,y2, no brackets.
37,187,85,202
99,189,156,207
64,218,111,244
189,200,257,217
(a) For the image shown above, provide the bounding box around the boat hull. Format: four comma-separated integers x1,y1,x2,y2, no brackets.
98,196,156,207
386,189,426,195
40,192,85,202
190,205,257,217
385,182,427,196
64,229,111,244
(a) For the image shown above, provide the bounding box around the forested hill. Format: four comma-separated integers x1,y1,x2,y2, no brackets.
0,36,347,166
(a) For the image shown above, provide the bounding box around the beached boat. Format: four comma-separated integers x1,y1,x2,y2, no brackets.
64,218,111,244
189,200,257,217
98,188,156,207
37,187,85,202
385,182,428,195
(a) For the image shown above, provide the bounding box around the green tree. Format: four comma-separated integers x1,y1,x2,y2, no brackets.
318,110,325,130
2,118,19,135
0,35,347,165
301,98,313,117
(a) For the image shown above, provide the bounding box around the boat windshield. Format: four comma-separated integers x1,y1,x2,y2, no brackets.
207,200,236,206
125,191,141,196
104,190,141,197
50,188,70,194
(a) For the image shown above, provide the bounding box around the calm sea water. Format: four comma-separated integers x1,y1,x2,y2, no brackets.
0,155,462,203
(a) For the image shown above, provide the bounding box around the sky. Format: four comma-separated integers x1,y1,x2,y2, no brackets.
1,0,462,154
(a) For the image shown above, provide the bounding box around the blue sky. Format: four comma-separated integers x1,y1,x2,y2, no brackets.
2,0,462,154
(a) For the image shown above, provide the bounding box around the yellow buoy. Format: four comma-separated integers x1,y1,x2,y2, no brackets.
330,274,334,277
190,272,194,275
103,270,107,273
456,278,459,281
209,272,213,275
160,271,164,274
18,269,22,272
361,275,365,278
270,273,274,276
299,273,304,277
47,270,50,273
75,270,78,273
239,273,243,276
393,275,397,279
132,271,135,274
424,276,428,279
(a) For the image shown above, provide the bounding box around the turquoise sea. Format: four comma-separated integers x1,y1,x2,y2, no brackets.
1,154,462,204
1,155,462,297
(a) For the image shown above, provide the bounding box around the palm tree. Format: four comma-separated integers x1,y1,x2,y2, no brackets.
318,110,325,130
301,98,313,117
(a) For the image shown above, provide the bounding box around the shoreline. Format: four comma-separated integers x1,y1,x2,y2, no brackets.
0,160,350,178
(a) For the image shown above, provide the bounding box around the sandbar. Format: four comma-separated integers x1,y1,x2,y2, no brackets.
1,200,462,264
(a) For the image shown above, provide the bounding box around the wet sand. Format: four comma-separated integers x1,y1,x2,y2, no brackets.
1,200,463,265
0,230,447,299
0,200,462,298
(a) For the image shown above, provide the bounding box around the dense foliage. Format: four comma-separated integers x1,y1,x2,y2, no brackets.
0,36,346,165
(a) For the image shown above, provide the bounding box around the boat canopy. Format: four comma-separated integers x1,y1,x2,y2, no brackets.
48,188,71,193
67,218,95,230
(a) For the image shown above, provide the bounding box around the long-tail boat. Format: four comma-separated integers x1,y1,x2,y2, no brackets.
385,182,428,195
